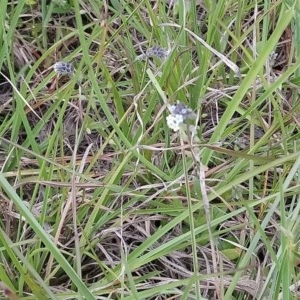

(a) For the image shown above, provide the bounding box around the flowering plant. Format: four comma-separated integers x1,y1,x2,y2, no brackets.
166,102,196,132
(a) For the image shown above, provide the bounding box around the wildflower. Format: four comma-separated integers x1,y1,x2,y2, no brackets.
146,46,170,59
166,114,184,132
166,102,195,131
53,61,74,76
136,45,170,61
169,102,194,119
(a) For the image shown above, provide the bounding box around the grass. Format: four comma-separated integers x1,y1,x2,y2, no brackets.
1,0,300,299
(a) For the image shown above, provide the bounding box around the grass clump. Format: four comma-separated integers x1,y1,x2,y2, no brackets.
1,0,300,299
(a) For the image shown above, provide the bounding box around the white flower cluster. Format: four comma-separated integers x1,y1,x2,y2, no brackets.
166,102,195,131
53,61,74,76
166,114,184,132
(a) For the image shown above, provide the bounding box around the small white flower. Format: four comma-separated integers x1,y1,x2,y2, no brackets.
166,114,184,131
166,102,196,132
53,61,74,76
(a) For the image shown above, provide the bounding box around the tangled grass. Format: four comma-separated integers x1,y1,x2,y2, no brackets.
1,1,300,299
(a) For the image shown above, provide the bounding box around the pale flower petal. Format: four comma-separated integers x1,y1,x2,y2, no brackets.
166,114,184,131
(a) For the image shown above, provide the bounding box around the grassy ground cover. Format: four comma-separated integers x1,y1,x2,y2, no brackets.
1,0,300,299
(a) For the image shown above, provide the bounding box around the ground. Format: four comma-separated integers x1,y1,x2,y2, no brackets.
1,1,300,299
